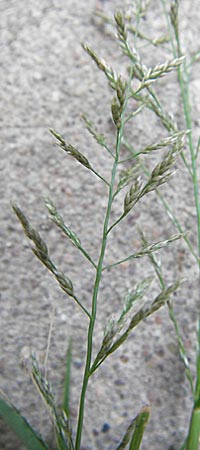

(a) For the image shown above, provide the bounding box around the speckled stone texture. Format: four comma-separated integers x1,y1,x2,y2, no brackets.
1,1,200,449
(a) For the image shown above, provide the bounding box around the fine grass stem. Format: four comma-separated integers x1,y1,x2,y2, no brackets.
161,1,200,448
75,65,135,450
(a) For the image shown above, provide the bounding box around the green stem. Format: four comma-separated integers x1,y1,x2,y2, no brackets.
74,238,107,450
175,20,200,450
74,143,119,450
175,58,200,257
74,70,133,450
107,212,125,235
161,4,200,448
155,189,198,264
161,0,200,258
91,167,110,187
77,245,97,269
73,295,91,319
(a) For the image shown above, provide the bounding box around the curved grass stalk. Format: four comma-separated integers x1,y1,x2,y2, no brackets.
160,2,200,448
161,0,200,257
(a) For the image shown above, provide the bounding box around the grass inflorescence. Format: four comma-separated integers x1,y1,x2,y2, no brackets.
1,2,200,450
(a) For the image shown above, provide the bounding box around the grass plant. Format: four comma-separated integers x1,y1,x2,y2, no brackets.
1,1,200,449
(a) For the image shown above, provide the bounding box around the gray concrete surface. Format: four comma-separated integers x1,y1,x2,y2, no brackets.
1,1,200,449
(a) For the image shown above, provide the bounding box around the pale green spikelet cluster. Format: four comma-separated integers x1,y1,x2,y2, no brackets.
31,354,74,450
12,204,74,298
2,2,200,450
49,129,92,170
12,204,91,318
138,55,185,90
111,77,127,129
82,44,117,90
170,0,179,33
90,279,183,374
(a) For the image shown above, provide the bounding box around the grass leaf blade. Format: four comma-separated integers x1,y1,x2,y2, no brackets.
185,405,200,450
0,398,51,450
129,405,150,450
115,416,137,450
63,338,73,418
185,319,200,449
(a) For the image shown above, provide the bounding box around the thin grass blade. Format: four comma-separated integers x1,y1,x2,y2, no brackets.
116,406,150,450
195,318,200,401
129,405,150,450
178,440,187,450
0,398,51,450
63,338,73,418
185,319,200,449
115,416,137,450
186,405,200,450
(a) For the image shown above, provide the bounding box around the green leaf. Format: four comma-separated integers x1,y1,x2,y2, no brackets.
0,397,51,450
63,338,73,418
186,406,200,450
116,416,138,450
195,319,200,402
185,320,200,450
129,405,150,450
